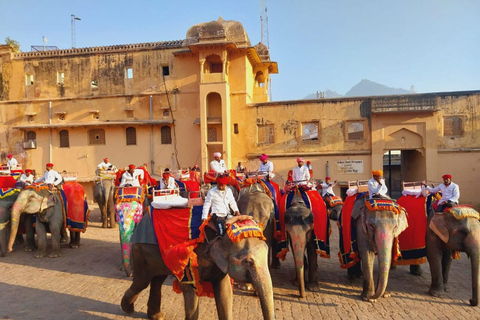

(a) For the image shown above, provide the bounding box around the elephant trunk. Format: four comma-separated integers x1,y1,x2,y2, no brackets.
470,251,479,306
370,228,394,300
289,226,307,298
243,253,275,320
7,202,23,252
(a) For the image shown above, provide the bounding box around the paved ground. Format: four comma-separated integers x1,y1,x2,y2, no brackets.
0,205,479,320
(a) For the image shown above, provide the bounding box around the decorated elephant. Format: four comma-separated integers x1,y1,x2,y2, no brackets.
280,189,329,298
94,176,116,228
121,207,274,320
352,196,408,301
322,194,344,221
427,205,480,306
0,189,31,256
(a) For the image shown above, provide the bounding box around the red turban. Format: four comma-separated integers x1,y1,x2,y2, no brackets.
217,175,229,184
307,161,311,164
128,164,136,170
103,158,108,161
46,163,54,167
325,176,331,181
442,174,452,180
297,157,305,163
7,154,12,158
259,153,268,161
26,169,33,174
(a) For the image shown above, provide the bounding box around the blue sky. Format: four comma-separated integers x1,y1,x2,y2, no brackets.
1,0,479,100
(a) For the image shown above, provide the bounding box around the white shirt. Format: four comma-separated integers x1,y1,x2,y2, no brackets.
210,159,228,174
258,161,275,178
19,173,34,184
427,182,460,204
7,157,18,169
292,165,310,185
202,186,239,220
35,170,63,186
321,181,337,197
97,161,116,170
119,169,144,187
368,177,388,199
159,176,176,190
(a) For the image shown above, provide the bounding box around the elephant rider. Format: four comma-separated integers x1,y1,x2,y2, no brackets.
191,164,201,172
292,157,311,190
6,154,18,170
96,157,117,175
320,176,337,197
34,163,63,190
368,170,389,199
210,152,228,175
423,174,460,213
159,168,176,190
202,174,240,236
258,153,275,179
19,169,34,185
119,164,144,187
235,161,245,173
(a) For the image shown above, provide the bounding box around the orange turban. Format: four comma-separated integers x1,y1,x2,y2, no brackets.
372,170,383,176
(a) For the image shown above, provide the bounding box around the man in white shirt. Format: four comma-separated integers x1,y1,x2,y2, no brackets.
368,170,388,199
292,157,310,187
35,163,63,188
159,168,176,189
7,154,18,170
96,157,117,175
210,152,228,175
235,162,245,173
119,164,144,187
202,175,240,235
423,174,460,212
258,153,275,179
320,177,337,197
16,169,34,188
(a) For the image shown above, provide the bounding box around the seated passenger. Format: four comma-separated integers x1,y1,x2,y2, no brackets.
119,164,144,187
159,168,176,190
423,174,459,212
96,157,117,175
292,157,311,187
210,152,228,175
368,170,388,199
34,163,63,190
258,154,275,179
320,177,337,197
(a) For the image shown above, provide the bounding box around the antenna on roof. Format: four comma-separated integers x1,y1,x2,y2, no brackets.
260,0,269,48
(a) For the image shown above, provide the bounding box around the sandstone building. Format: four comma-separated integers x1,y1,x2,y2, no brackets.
0,18,479,206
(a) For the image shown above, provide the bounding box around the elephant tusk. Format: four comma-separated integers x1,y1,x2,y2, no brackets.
0,220,9,230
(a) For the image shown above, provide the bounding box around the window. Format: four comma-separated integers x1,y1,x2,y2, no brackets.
57,72,65,84
161,126,172,144
302,122,319,141
25,74,34,86
125,68,133,79
208,127,218,142
163,110,170,117
444,116,463,136
162,66,170,76
59,130,69,148
234,123,239,134
91,80,98,89
26,131,36,142
347,122,364,141
258,124,274,145
255,71,265,88
205,55,223,74
88,129,106,145
126,127,136,145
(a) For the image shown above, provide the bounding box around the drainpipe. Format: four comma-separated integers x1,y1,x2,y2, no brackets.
326,161,329,177
150,95,154,173
49,101,52,163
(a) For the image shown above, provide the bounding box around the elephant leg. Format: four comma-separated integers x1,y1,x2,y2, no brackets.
34,221,47,258
427,235,445,297
121,268,150,313
49,222,62,258
441,248,453,292
181,283,199,320
470,250,480,306
306,237,319,292
108,194,116,228
69,231,80,248
410,264,423,276
100,204,108,228
360,251,375,300
147,275,167,320
24,215,36,252
270,238,281,269
60,226,69,244
212,274,233,320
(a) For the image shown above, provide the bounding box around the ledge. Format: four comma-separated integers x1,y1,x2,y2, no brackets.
246,150,371,159
12,119,173,130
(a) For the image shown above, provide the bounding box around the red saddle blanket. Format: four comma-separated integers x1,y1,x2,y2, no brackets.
0,176,16,188
62,181,90,232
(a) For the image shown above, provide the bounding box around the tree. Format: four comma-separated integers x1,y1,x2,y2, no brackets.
4,37,21,53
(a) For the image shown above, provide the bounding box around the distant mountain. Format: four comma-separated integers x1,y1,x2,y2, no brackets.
345,79,410,97
304,79,412,99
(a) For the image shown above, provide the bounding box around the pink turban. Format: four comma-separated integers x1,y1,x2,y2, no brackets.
213,152,222,158
259,153,268,161
297,157,305,163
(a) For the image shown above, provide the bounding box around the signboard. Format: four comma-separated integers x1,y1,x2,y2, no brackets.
335,160,363,174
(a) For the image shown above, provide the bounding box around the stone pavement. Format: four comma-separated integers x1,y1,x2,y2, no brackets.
0,205,479,320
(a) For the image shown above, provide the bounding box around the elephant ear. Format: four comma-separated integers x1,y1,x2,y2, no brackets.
394,208,409,238
206,237,229,274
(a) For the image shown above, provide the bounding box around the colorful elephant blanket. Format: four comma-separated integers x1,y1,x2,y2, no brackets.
325,195,343,208
61,181,90,232
338,194,363,269
173,179,200,198
226,219,265,243
276,189,330,260
395,195,429,265
0,188,20,200
365,199,402,215
447,205,478,220
115,186,144,203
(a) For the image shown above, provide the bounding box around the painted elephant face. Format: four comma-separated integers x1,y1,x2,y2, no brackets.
363,207,408,244
13,190,54,214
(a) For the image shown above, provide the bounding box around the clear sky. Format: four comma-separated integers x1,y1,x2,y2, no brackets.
1,0,479,101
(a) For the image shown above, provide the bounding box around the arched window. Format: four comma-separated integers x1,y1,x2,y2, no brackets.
161,126,172,144
59,130,69,148
26,131,36,141
255,71,265,88
348,122,364,141
208,127,217,142
126,127,136,145
88,129,106,145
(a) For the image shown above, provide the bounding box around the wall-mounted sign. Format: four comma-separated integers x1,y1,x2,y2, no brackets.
335,160,363,174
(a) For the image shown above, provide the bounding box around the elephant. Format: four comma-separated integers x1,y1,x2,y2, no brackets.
426,207,480,306
352,196,408,302
322,194,343,221
284,193,320,298
237,183,280,269
94,177,116,228
121,213,275,320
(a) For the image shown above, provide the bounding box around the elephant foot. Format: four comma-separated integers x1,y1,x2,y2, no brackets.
48,252,61,258
409,265,423,276
361,295,377,303
101,223,108,228
118,263,125,271
383,291,391,298
69,243,79,249
306,281,320,292
470,298,478,307
148,312,164,320
444,285,450,292
14,235,25,245
109,224,117,229
34,251,47,258
428,288,445,298
24,245,36,252
60,236,69,244
236,283,255,292
121,295,135,314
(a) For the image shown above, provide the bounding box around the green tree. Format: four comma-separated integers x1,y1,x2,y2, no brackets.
5,37,21,53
